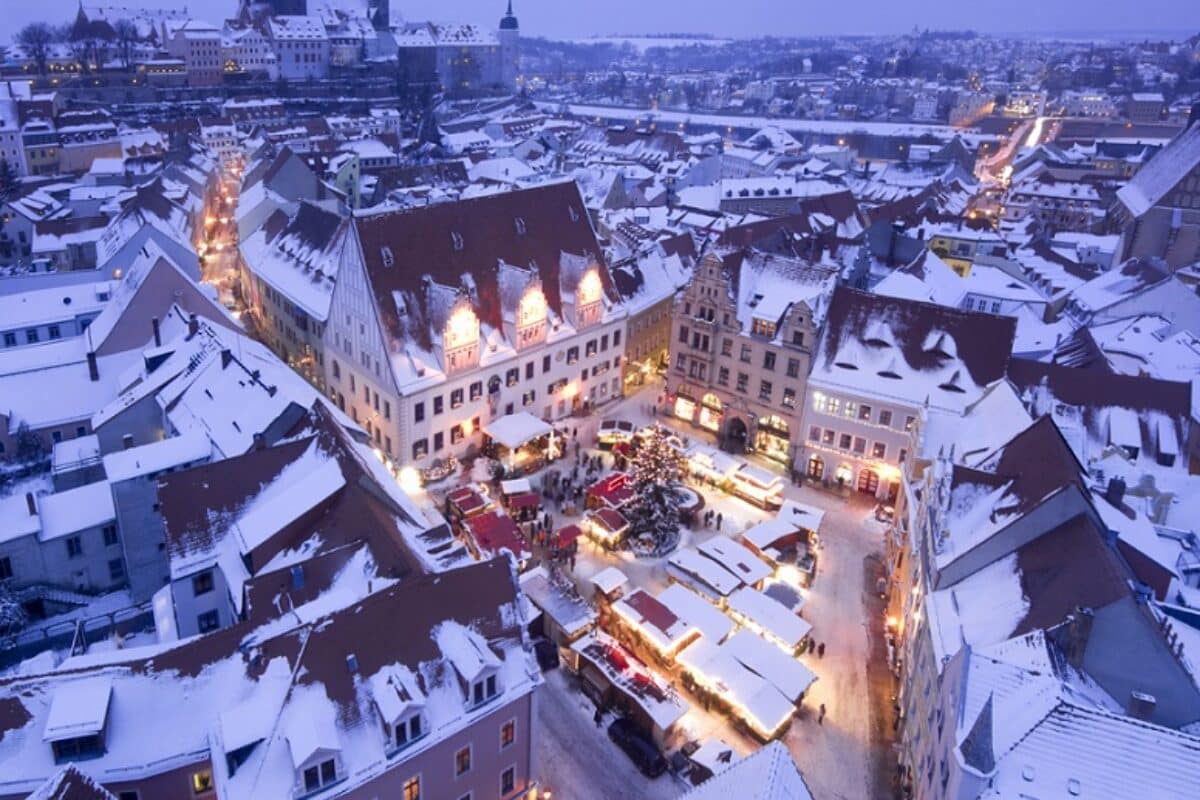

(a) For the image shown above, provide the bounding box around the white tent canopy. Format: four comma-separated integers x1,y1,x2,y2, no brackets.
483,412,553,450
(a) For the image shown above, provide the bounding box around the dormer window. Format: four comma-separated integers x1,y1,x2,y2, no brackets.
472,674,499,707
514,217,526,235
381,247,394,268
393,713,425,751
451,232,464,251
303,759,338,794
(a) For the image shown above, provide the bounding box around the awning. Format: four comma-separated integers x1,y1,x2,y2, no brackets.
483,412,553,450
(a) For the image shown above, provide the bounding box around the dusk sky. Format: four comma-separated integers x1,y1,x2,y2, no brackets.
9,0,1200,40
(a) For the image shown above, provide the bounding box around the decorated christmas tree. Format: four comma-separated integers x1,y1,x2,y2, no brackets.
624,425,684,556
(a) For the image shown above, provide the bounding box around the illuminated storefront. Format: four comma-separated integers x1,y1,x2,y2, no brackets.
699,393,724,432
754,415,791,464
674,390,697,423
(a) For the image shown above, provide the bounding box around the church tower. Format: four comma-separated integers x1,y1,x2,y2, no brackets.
498,0,519,91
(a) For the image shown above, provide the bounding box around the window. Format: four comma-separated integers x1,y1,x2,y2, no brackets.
0,556,12,580
740,344,752,363
585,339,598,357
879,409,893,427
413,438,428,460
675,352,686,371
25,328,38,344
470,381,483,401
839,433,852,450
48,324,60,340
904,415,916,432
103,525,119,546
403,776,421,800
500,719,516,749
827,397,841,416
451,388,464,409
782,388,796,408
717,366,730,386
455,745,472,776
414,402,425,423
108,558,125,582
66,536,82,558
844,401,857,418
525,361,535,380
813,393,827,413
2,332,14,347
721,338,733,356
118,792,140,800
853,436,867,455
192,769,213,794
858,404,872,421
303,759,338,792
736,372,748,392
679,325,689,344
542,355,551,374
566,346,579,364
762,351,776,371
451,425,464,444
433,395,444,415
808,426,821,442
506,368,520,387
433,432,444,452
759,381,772,401
792,330,805,347
786,358,800,378
500,766,515,795
872,442,888,459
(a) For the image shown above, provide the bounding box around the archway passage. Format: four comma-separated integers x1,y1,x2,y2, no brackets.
723,417,748,454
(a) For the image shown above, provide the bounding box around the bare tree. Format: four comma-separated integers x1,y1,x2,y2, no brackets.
114,19,138,70
16,22,56,76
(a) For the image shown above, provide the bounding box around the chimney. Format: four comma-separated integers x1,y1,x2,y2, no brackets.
1127,690,1157,721
1064,607,1094,668
187,313,199,339
252,432,266,451
152,317,161,347
1105,477,1126,508
220,349,233,369
86,351,99,382
25,492,36,516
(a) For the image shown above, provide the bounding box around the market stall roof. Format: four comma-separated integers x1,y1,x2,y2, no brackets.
500,478,533,495
741,517,803,559
723,629,817,703
613,589,696,653
778,499,826,533
483,412,552,450
657,584,736,644
520,566,596,638
726,587,812,653
590,507,630,533
553,524,583,548
669,547,745,599
699,536,773,586
447,485,490,516
507,491,542,510
689,738,742,776
587,472,636,507
590,565,629,595
677,637,793,739
465,510,529,559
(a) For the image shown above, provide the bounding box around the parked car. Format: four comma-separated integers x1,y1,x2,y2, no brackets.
607,718,668,778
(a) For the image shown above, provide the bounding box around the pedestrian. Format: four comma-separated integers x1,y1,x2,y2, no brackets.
593,707,603,727
818,642,826,658
818,703,826,725
716,512,723,531
573,427,578,440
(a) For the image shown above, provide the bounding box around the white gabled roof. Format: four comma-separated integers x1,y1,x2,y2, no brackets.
683,741,813,799
1117,123,1200,217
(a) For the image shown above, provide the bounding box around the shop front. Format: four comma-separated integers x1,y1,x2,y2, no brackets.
698,393,724,433
673,386,697,424
754,415,791,465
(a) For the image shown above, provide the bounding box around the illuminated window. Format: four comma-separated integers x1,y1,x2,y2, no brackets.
500,719,515,749
403,775,421,800
191,770,213,794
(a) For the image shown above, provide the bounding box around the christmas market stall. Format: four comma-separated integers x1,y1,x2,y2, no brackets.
610,589,703,663
724,587,812,655
585,472,637,511
567,630,689,747
548,523,583,561
676,636,795,742
697,535,773,589
520,565,596,646
729,463,785,510
463,510,531,569
666,548,745,605
596,418,635,449
583,507,630,549
589,566,629,603
445,484,493,524
741,500,824,585
656,584,736,645
499,478,543,523
482,412,559,476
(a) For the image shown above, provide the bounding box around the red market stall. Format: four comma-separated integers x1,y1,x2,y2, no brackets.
586,472,637,510
465,510,531,567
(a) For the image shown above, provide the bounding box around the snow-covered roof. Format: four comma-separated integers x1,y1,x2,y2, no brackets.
482,412,552,450
42,677,112,742
682,741,813,800
1118,122,1200,217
